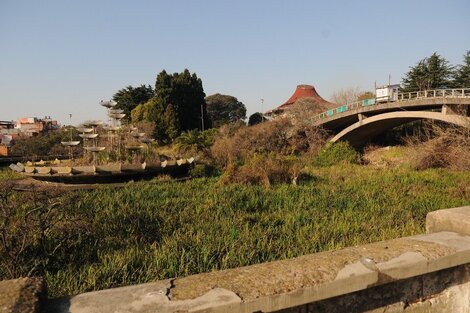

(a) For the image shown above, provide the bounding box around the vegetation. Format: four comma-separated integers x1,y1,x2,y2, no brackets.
2,52,470,301
174,129,217,154
10,128,82,158
330,87,375,105
453,50,470,88
205,93,247,127
1,164,469,298
396,49,470,94
315,141,360,167
248,112,266,126
405,124,470,171
112,85,154,117
131,69,210,143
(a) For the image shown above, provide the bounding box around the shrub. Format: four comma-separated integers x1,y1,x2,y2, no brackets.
408,124,470,171
189,163,220,178
211,118,293,168
174,129,218,155
315,141,360,167
220,154,305,186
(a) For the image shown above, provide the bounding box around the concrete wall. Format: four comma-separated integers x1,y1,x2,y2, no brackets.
3,206,470,313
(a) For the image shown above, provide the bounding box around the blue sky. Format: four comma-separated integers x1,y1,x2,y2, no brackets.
1,0,469,124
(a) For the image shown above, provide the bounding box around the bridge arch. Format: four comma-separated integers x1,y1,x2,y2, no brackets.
331,111,470,148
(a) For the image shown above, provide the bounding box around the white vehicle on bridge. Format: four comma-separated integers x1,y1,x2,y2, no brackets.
375,84,400,103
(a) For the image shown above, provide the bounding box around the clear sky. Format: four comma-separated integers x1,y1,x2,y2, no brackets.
1,0,469,125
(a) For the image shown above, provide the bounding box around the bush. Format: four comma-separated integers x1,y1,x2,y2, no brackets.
189,163,220,178
408,125,470,171
211,118,293,168
174,129,218,155
220,154,305,186
315,141,360,167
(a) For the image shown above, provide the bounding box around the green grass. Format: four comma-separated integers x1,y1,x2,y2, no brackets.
0,167,23,181
2,165,470,297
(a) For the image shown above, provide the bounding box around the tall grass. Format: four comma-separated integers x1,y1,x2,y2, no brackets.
0,167,23,181
10,165,463,297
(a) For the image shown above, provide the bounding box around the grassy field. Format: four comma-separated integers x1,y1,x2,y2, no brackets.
1,164,469,297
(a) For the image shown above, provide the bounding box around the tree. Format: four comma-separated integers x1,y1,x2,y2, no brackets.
402,52,453,92
174,129,217,154
205,94,247,127
330,87,360,105
112,85,154,117
453,50,470,88
132,69,209,143
357,91,375,101
330,87,374,104
248,112,266,126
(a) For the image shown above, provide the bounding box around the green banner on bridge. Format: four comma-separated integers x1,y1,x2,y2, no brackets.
362,99,376,106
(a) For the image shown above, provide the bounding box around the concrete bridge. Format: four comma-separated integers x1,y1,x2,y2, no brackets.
310,88,470,147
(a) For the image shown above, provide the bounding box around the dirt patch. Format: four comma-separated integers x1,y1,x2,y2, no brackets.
0,277,46,313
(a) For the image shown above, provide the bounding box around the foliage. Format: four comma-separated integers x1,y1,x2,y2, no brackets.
205,93,247,127
406,124,470,171
248,112,266,126
0,184,94,278
453,50,470,88
210,119,328,185
188,163,220,178
10,128,82,158
220,154,305,186
113,85,154,118
211,119,292,168
402,52,453,92
1,166,470,297
315,141,360,167
0,168,23,181
330,87,375,105
357,91,375,101
132,69,210,143
174,129,217,154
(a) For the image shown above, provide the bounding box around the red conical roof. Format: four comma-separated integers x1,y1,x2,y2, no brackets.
281,84,321,107
267,84,336,115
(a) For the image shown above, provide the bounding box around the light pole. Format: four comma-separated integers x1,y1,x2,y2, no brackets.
260,98,264,122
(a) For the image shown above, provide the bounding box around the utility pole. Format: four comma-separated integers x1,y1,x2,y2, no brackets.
260,98,264,122
200,103,205,131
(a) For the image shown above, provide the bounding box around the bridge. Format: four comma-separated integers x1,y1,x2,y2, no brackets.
309,88,470,147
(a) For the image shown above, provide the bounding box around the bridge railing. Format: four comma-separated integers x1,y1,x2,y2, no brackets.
399,88,470,101
311,88,470,123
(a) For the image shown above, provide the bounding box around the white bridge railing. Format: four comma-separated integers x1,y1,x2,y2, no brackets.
311,88,470,123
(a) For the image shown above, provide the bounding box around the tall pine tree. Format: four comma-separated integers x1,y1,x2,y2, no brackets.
402,52,453,92
453,51,470,88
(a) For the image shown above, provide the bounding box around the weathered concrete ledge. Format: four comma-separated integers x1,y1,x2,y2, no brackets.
426,205,470,236
0,277,46,313
45,206,470,313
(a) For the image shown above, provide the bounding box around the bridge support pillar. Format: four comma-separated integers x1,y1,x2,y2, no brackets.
442,104,457,115
357,113,365,122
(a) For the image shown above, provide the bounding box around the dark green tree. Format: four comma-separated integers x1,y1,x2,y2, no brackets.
453,51,470,88
132,69,209,142
248,112,266,126
112,85,154,117
205,94,247,127
402,52,453,92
